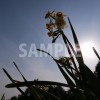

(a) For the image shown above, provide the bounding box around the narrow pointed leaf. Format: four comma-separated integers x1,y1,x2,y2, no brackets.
30,86,42,100
13,62,59,100
64,67,79,85
68,17,87,81
1,94,5,100
37,49,75,86
2,68,25,96
13,62,27,82
33,86,61,100
13,62,43,99
6,81,68,88
61,33,78,71
68,17,83,61
52,34,59,43
93,47,100,60
55,62,75,86
83,64,100,99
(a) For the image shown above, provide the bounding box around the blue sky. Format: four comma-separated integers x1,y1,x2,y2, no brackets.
0,0,100,99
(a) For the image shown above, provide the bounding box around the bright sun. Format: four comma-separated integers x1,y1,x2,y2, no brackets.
81,41,95,58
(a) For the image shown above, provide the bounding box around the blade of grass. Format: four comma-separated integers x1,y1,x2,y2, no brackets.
61,32,82,80
37,49,75,86
57,60,76,71
1,94,5,100
2,68,25,96
67,17,87,81
67,18,100,99
61,32,78,72
82,64,100,99
13,62,27,82
6,81,68,88
33,86,61,100
68,17,84,62
56,62,75,86
13,61,63,100
37,49,54,59
64,67,80,85
60,30,77,56
60,32,81,80
13,62,43,100
30,86,42,100
93,47,100,60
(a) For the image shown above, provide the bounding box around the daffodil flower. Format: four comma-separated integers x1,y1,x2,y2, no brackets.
45,11,51,19
56,12,63,18
45,11,68,30
46,23,53,31
55,12,68,29
45,11,68,42
55,18,66,29
47,31,53,37
45,11,55,19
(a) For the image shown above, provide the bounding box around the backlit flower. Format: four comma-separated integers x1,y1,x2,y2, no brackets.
46,23,53,31
45,11,68,39
56,12,63,18
45,11,55,19
55,12,68,29
45,11,51,19
47,31,53,37
55,18,66,29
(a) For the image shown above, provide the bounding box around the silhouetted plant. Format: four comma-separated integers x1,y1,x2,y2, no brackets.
10,96,17,100
95,62,100,80
1,94,5,100
3,11,100,100
9,86,74,100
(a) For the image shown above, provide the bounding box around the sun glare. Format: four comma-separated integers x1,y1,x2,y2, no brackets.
81,41,95,59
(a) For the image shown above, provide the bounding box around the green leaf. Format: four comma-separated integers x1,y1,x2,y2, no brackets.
64,67,79,85
93,47,100,60
37,49,75,87
1,94,5,100
67,17,100,99
13,61,61,100
55,61,75,87
33,86,61,100
6,81,68,88
68,17,87,81
30,86,42,100
13,62,27,82
68,17,83,61
13,64,42,100
2,68,25,96
83,64,100,99
61,32,78,71
52,34,59,43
